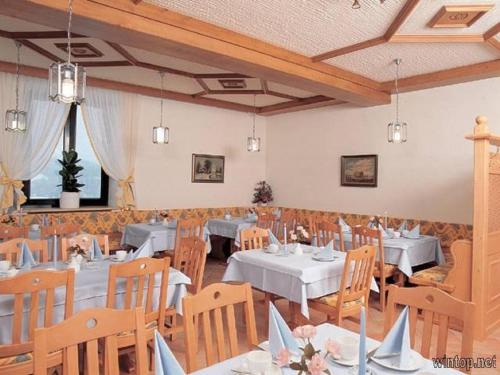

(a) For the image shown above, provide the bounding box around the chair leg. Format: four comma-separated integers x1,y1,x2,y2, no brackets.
379,278,386,312
396,271,405,287
264,292,272,333
169,314,177,341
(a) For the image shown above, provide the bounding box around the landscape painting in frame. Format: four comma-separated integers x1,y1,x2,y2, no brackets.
341,154,378,187
192,154,225,183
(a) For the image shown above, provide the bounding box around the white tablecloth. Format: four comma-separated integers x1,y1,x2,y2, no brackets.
192,323,461,374
121,223,212,253
206,217,256,244
222,245,378,318
0,259,191,344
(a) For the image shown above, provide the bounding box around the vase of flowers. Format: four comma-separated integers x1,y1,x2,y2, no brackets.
276,325,339,375
252,181,273,206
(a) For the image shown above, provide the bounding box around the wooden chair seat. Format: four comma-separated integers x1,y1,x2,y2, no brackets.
0,352,32,367
316,290,365,309
409,266,454,293
117,320,158,337
0,351,62,374
374,262,398,277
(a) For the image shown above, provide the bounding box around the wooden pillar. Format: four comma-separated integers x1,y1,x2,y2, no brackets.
470,116,490,339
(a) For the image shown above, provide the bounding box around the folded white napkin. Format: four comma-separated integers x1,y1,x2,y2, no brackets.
268,302,299,357
315,240,334,259
17,242,37,269
403,224,420,239
268,230,281,245
88,237,103,261
374,306,411,367
338,217,351,233
398,220,408,232
126,238,154,261
378,224,390,239
154,330,185,375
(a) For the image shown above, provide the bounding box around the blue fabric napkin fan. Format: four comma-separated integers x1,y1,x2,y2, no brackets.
88,237,103,261
403,224,420,239
154,330,185,375
17,242,37,269
398,220,408,232
378,224,390,239
315,240,334,259
126,238,154,261
267,230,281,245
338,217,351,233
374,306,411,367
268,302,299,357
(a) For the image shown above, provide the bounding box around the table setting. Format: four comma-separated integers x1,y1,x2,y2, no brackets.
208,212,258,246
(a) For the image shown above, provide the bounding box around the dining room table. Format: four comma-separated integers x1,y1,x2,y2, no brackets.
0,257,191,344
191,322,462,374
121,221,212,253
206,216,257,247
222,244,378,318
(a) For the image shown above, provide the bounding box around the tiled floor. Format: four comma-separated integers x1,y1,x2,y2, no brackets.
166,258,500,374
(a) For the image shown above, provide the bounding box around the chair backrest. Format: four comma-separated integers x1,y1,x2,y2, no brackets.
61,233,110,261
0,225,28,241
240,227,269,250
254,207,274,216
336,245,376,308
183,282,258,372
277,210,296,241
33,307,148,375
352,226,384,265
316,220,345,251
385,285,475,372
174,238,207,294
444,239,472,301
174,218,204,249
0,269,75,360
256,213,277,233
107,257,170,333
0,238,49,263
40,223,81,239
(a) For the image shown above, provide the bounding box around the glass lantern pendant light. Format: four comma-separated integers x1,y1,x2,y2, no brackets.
247,94,261,152
153,72,169,144
5,42,27,133
387,58,407,144
49,0,86,104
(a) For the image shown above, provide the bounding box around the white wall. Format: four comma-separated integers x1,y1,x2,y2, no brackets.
132,95,267,209
266,78,500,225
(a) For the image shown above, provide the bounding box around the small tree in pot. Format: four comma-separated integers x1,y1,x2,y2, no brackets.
58,150,84,209
252,180,273,206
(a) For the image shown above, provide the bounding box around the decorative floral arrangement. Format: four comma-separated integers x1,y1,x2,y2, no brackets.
67,244,86,258
252,181,273,205
276,325,340,375
289,225,310,243
0,215,15,225
159,210,169,219
368,215,384,228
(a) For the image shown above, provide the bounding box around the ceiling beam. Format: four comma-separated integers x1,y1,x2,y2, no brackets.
381,59,500,93
0,0,389,106
486,38,500,53
389,34,485,43
311,37,386,62
483,22,500,41
17,38,60,61
258,96,343,116
0,60,258,113
384,0,421,40
10,30,85,38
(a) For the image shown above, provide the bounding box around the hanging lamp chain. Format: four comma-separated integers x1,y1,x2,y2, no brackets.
252,94,256,138
15,41,21,112
160,72,165,127
67,0,73,63
395,58,401,124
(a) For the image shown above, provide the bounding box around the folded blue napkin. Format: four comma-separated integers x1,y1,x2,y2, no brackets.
126,238,154,261
17,241,37,269
367,221,375,229
88,237,103,261
374,306,411,367
378,224,390,239
338,217,351,233
154,330,185,375
398,220,408,232
268,230,281,245
246,213,258,222
403,224,420,239
315,240,334,259
268,302,299,357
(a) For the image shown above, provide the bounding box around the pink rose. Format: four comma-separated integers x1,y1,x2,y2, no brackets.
325,338,341,359
307,353,328,375
292,325,317,339
276,348,290,367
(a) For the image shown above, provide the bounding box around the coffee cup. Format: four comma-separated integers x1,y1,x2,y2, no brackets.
393,231,401,239
245,350,272,374
115,250,127,261
0,260,11,271
224,214,232,220
267,244,279,253
30,224,40,231
340,336,359,360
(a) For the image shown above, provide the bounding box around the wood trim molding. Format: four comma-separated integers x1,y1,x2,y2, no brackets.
384,0,421,40
484,22,500,41
258,96,343,116
381,59,500,93
10,30,84,39
311,37,386,62
17,39,60,61
486,38,500,53
389,34,485,43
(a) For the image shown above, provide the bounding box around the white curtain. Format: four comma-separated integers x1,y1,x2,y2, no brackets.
81,86,139,209
0,72,70,210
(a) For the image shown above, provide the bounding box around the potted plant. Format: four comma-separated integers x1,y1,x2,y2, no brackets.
252,180,273,206
58,150,84,209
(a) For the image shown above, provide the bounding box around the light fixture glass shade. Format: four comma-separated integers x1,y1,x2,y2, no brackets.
49,62,86,104
5,109,27,132
247,136,261,152
153,126,169,144
388,121,407,143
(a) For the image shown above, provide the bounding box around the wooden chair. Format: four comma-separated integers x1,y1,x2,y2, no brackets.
165,238,207,339
164,218,205,263
33,307,149,375
0,225,28,241
315,220,345,251
0,269,75,375
0,238,49,263
308,245,376,326
277,210,296,241
385,285,475,373
40,224,81,261
352,226,403,311
254,206,275,216
183,282,258,372
61,233,110,261
107,257,170,344
240,227,269,250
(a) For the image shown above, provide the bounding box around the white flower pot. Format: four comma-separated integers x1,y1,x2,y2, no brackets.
60,192,80,209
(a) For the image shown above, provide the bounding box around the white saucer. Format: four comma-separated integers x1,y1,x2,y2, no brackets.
371,351,424,372
110,256,126,263
312,256,336,262
233,363,282,375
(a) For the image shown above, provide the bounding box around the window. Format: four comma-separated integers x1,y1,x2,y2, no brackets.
23,104,109,207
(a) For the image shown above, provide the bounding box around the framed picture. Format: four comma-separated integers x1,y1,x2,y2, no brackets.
192,154,225,183
341,154,378,187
